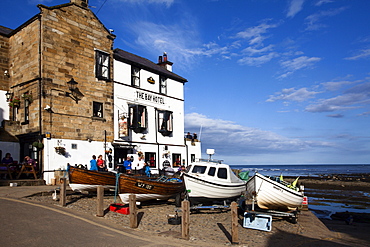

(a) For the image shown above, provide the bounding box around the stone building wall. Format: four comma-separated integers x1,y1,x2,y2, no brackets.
38,4,115,142
0,28,10,91
5,3,115,142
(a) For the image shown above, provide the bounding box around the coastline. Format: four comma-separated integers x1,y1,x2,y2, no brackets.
26,174,370,246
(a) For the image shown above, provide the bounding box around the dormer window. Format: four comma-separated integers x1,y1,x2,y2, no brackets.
158,110,172,136
131,67,140,87
95,50,110,80
159,76,167,94
129,104,147,133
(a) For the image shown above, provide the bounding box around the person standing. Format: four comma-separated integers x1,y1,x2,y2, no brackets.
123,156,132,172
97,155,106,171
135,155,145,174
89,155,98,171
144,162,151,177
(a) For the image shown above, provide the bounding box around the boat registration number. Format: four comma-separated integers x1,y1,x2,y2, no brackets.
135,182,154,190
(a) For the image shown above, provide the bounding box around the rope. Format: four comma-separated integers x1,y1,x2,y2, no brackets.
114,172,120,203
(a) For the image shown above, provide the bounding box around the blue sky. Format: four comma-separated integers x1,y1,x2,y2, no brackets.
2,0,370,164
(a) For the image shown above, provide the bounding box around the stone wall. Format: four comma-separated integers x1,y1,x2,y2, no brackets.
6,3,115,142
0,28,10,91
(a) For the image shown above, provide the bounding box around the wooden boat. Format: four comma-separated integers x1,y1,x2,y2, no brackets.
183,159,247,204
68,166,117,192
118,174,184,204
246,172,304,211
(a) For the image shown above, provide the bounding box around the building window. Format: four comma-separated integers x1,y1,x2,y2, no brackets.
145,152,156,168
129,105,147,133
23,99,30,124
172,153,181,167
95,50,110,80
12,106,18,121
93,101,103,118
158,110,172,136
131,67,140,87
159,76,167,94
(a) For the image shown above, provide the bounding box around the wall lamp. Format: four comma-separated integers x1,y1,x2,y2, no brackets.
5,91,13,102
66,78,81,103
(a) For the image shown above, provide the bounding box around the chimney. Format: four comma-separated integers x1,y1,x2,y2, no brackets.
70,0,88,8
157,52,173,72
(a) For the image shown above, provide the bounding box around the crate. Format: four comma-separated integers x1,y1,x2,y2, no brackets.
243,212,272,232
110,203,130,215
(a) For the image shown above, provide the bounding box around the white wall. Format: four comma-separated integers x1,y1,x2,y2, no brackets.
0,90,10,123
42,138,113,184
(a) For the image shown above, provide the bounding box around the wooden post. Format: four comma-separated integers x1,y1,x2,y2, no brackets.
181,200,190,240
96,186,104,217
60,178,66,207
129,194,137,228
231,201,239,244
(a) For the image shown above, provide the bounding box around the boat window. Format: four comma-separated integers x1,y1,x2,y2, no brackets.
192,165,206,174
217,168,227,179
208,167,216,176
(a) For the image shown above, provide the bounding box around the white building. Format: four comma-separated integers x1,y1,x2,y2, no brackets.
113,49,201,174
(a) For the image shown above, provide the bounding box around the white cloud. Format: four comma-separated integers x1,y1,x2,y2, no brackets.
305,93,368,113
321,80,358,91
267,87,320,102
238,52,278,66
117,0,174,7
278,56,321,78
235,22,279,46
345,49,370,60
287,0,305,18
184,112,330,157
305,7,347,31
241,45,275,55
315,0,334,6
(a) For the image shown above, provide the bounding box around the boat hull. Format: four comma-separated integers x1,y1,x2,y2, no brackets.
68,167,117,192
183,173,246,202
118,174,184,203
247,173,304,211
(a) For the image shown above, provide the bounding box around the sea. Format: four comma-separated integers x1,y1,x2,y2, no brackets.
229,164,370,177
230,164,370,219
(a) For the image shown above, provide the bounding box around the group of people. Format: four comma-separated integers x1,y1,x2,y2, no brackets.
119,156,151,176
87,153,188,178
89,155,107,171
185,132,198,141
1,153,37,179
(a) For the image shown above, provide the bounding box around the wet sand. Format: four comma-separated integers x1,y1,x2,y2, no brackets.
27,174,370,246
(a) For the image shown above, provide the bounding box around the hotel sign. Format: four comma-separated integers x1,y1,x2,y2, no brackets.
147,77,155,84
135,91,165,105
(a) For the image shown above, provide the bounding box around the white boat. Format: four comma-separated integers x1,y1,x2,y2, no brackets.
246,172,304,211
183,159,247,204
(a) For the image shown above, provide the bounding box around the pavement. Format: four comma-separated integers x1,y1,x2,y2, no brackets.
0,185,198,247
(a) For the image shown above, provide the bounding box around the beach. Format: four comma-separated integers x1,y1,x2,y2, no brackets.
27,174,370,246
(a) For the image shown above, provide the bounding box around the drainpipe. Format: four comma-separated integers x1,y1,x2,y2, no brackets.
38,14,43,176
155,108,160,170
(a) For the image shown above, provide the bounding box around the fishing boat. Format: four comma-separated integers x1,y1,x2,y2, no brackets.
118,174,184,204
68,166,117,192
246,172,304,211
182,159,247,204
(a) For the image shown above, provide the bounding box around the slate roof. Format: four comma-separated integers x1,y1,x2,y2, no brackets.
114,48,187,83
0,25,13,36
